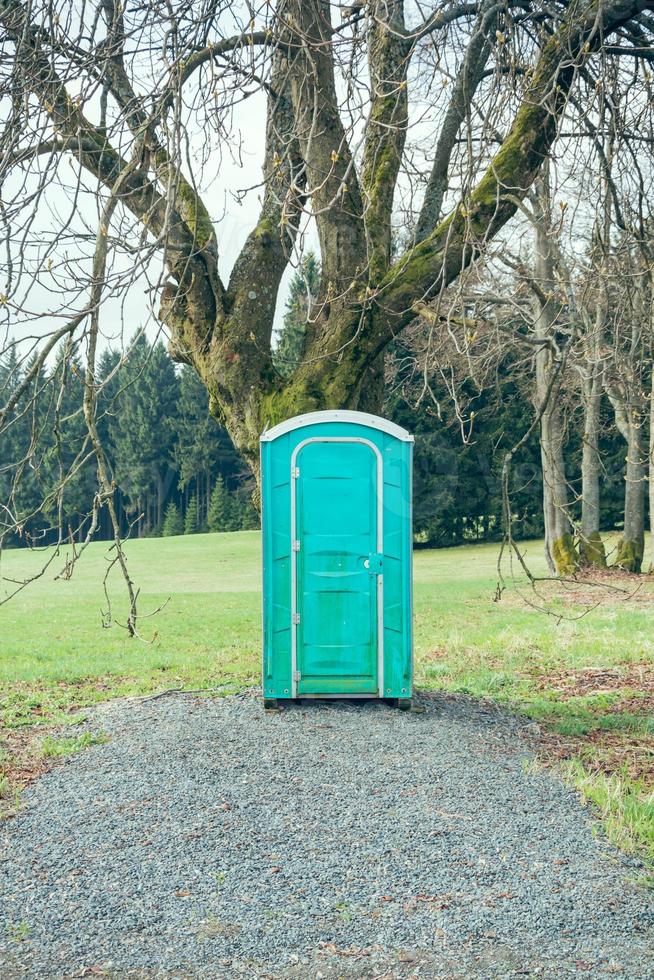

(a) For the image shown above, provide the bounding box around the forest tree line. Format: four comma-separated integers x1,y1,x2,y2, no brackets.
1,245,650,565
276,245,653,573
0,334,259,546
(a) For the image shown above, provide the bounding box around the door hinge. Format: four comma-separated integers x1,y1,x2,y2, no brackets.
292,612,300,625
292,539,300,552
291,466,300,479
293,670,301,682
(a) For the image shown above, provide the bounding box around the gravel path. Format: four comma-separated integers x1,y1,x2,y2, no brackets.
1,692,653,979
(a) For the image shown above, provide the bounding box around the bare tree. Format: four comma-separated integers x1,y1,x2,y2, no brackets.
529,171,577,574
603,235,650,571
0,0,652,613
649,305,654,571
577,231,609,569
578,65,654,573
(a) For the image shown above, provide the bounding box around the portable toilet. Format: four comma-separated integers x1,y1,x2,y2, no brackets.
260,410,413,709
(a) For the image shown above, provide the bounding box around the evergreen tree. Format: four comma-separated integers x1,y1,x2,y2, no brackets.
0,346,25,543
273,252,321,378
5,350,52,543
388,352,546,547
207,475,239,532
3,326,631,552
110,335,180,534
184,493,199,534
237,487,260,530
96,348,121,449
40,348,92,539
174,365,240,525
162,500,184,536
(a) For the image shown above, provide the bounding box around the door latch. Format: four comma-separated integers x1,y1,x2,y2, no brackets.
364,553,383,575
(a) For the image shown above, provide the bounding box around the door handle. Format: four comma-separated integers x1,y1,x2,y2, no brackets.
365,553,383,574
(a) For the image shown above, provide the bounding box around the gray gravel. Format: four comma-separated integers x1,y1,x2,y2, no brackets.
1,692,653,979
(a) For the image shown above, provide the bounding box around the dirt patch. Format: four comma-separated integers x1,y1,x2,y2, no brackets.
0,728,55,817
608,694,654,716
422,647,449,662
0,700,94,818
536,728,654,784
547,569,654,607
531,663,654,699
1,729,52,786
525,664,654,784
582,732,654,782
502,569,654,611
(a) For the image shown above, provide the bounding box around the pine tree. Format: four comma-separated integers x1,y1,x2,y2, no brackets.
6,350,51,543
184,493,199,534
207,476,231,532
162,500,184,536
225,490,241,532
96,348,121,449
110,335,180,534
273,252,321,378
0,345,25,544
174,365,240,525
40,348,92,539
237,487,260,530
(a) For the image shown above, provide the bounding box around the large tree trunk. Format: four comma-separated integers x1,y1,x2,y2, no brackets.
578,183,612,568
2,0,648,514
617,417,646,572
533,175,577,576
163,0,650,490
579,359,607,568
608,391,646,573
650,367,654,572
538,386,577,575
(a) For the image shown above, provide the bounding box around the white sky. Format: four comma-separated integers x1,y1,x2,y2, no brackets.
2,4,646,366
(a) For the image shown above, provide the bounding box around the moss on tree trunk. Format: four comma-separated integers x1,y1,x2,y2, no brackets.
615,536,644,574
578,531,607,569
551,533,578,577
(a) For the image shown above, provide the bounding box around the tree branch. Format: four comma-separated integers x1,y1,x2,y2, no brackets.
360,1,410,281
226,41,306,364
0,0,223,356
407,2,481,43
284,0,366,291
414,0,501,242
377,0,652,337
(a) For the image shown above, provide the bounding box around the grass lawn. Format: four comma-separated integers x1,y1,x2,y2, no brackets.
1,530,653,866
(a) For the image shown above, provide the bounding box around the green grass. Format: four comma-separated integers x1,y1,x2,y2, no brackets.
1,530,653,862
570,762,654,866
40,732,108,758
5,920,30,942
0,532,262,726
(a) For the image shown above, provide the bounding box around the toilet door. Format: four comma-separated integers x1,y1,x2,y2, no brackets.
291,437,383,697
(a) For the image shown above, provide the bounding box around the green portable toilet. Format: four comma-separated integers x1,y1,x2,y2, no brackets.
260,410,413,708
